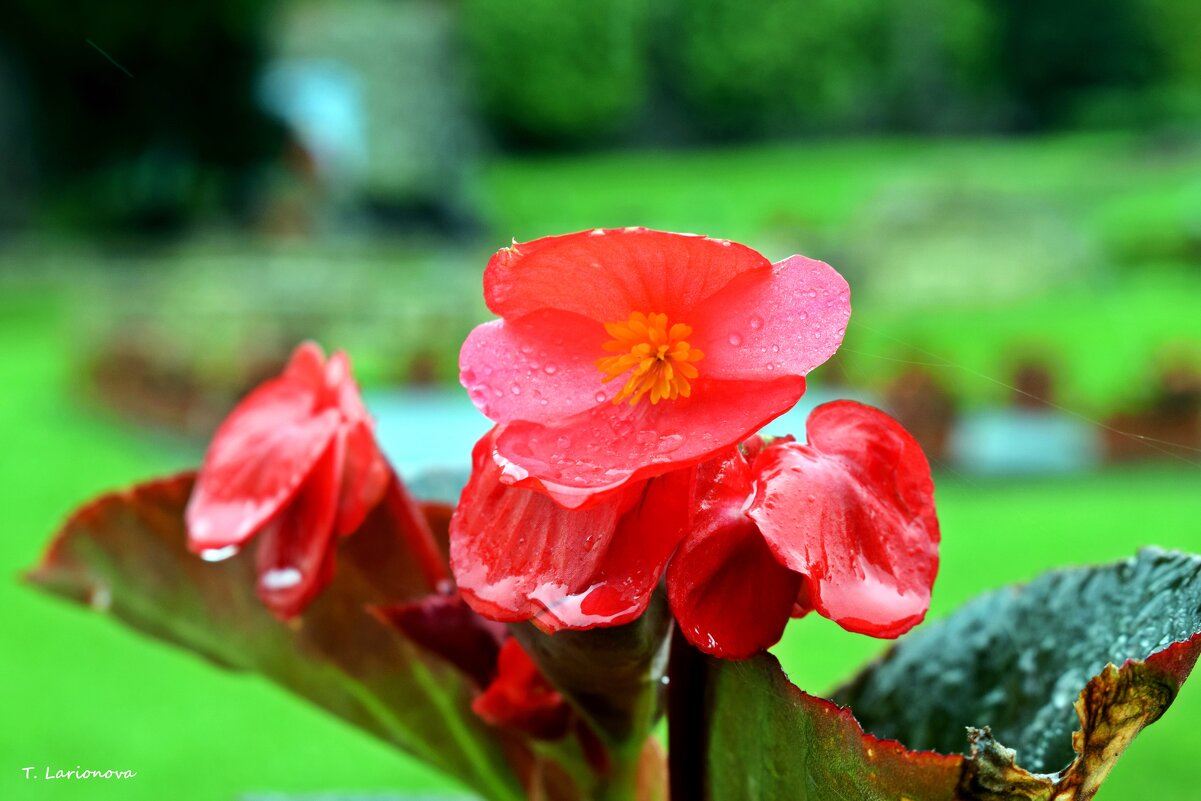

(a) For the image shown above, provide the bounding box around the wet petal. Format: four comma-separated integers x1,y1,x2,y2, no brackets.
186,378,340,550
747,401,939,639
450,428,692,630
493,376,806,507
691,255,850,382
459,310,608,423
483,228,770,323
667,449,802,658
254,435,345,618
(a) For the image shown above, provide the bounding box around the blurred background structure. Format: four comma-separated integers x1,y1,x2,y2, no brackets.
1,1,1199,799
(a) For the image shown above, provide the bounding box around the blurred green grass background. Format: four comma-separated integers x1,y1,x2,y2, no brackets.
3,132,1200,799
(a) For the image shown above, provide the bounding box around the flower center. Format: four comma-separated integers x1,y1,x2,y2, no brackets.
596,312,704,405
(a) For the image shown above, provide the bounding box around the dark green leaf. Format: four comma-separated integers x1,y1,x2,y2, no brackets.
835,548,1201,773
705,549,1201,801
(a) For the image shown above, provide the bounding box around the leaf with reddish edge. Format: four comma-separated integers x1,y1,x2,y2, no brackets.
836,548,1201,800
26,473,526,801
707,652,961,801
703,549,1201,801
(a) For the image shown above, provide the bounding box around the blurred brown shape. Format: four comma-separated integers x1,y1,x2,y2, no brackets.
1104,362,1201,462
883,367,957,464
89,334,289,438
1012,360,1056,410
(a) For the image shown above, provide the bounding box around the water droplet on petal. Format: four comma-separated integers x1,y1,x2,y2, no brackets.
749,315,763,330
543,364,558,375
806,289,818,298
520,344,534,354
657,433,685,453
595,391,607,403
771,344,779,353
728,333,743,347
200,545,239,562
262,567,302,590
510,384,521,395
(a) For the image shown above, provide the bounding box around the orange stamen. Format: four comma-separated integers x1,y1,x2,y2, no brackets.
596,312,704,405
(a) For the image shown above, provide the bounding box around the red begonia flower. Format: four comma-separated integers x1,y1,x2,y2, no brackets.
460,228,849,508
472,638,571,740
186,342,389,618
667,401,940,659
450,426,693,631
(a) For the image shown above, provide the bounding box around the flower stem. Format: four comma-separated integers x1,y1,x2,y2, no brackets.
384,471,450,591
668,623,707,801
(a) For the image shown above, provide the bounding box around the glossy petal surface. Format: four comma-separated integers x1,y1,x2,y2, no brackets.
451,428,692,630
667,450,802,658
460,310,608,423
691,255,850,382
483,228,770,322
494,376,806,506
748,401,939,638
185,379,339,550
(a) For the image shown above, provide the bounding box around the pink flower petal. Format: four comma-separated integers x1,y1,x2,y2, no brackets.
493,376,806,507
254,434,345,618
460,310,608,424
483,228,770,323
451,428,692,630
667,449,802,658
186,379,341,550
747,401,940,639
690,255,850,382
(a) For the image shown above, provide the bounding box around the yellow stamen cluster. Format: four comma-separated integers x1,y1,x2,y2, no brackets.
596,312,704,405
